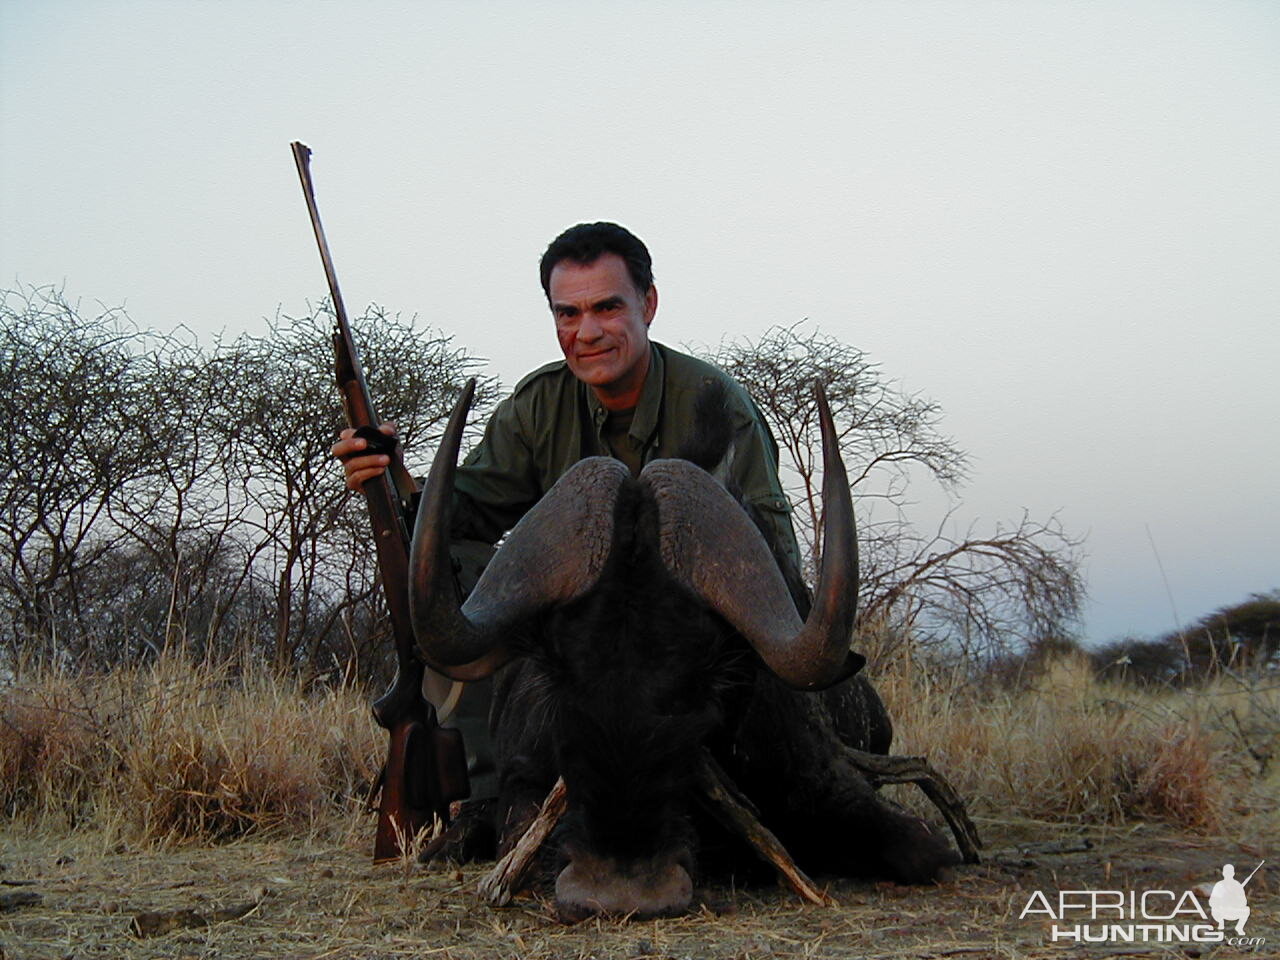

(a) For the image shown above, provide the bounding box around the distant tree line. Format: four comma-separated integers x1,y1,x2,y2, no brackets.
980,591,1280,689
3,286,1088,681
1091,591,1280,684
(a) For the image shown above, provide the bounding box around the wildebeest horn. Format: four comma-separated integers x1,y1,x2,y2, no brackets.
643,383,862,690
409,380,629,678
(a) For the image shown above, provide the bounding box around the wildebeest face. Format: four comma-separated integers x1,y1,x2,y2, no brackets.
531,482,750,917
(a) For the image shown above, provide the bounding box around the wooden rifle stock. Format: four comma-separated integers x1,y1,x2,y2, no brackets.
290,142,469,861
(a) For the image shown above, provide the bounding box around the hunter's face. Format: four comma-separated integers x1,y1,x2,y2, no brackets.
549,253,656,410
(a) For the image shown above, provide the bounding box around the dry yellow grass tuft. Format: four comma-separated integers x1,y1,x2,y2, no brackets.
1,668,104,823
1,654,382,843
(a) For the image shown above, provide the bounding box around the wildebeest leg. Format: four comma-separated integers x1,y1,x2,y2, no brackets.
819,675,894,755
489,659,562,859
416,797,499,864
722,673,959,884
479,777,568,906
420,658,556,865
696,754,834,906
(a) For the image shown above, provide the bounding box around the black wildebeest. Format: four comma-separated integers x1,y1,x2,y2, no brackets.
408,380,959,919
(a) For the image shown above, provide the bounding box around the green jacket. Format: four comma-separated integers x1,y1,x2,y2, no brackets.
451,342,802,571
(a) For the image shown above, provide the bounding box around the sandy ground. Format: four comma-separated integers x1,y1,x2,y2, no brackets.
2,816,1275,960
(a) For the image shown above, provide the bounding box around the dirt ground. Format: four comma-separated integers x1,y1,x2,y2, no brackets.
2,816,1275,960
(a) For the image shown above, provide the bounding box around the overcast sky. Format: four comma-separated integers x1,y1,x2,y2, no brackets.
2,0,1277,646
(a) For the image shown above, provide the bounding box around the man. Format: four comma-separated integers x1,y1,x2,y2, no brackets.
333,222,803,806
335,221,801,566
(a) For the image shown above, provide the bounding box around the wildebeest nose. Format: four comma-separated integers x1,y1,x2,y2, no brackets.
554,850,693,921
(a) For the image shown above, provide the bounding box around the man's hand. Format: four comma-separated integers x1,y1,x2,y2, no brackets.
333,422,397,490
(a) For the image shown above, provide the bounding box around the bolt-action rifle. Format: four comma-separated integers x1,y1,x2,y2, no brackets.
290,142,470,861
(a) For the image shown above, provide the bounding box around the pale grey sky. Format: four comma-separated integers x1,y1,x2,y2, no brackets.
2,0,1277,645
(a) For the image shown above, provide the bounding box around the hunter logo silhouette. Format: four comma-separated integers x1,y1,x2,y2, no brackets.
1209,861,1263,935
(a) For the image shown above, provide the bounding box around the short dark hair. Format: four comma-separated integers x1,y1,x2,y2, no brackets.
539,222,654,299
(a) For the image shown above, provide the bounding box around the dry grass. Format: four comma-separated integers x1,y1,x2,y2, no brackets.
1,654,381,844
3,651,1278,958
878,650,1279,833
4,821,1277,959
3,650,1276,847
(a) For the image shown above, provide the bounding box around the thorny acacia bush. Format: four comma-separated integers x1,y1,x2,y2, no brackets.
0,286,495,678
0,288,163,664
700,325,1084,662
1093,589,1280,684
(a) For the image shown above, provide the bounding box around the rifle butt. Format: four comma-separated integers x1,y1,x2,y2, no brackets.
373,708,472,862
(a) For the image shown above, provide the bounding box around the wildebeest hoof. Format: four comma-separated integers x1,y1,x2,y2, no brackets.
417,798,497,864
554,851,693,921
880,816,962,884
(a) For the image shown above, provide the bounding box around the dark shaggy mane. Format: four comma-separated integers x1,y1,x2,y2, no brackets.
675,379,735,475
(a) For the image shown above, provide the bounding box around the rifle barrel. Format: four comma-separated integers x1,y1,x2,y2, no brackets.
291,141,418,504
290,140,380,428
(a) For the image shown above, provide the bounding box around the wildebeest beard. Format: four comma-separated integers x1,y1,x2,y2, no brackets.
557,482,747,836
492,477,759,918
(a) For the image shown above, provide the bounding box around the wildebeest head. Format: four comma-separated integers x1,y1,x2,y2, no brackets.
409,380,862,917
